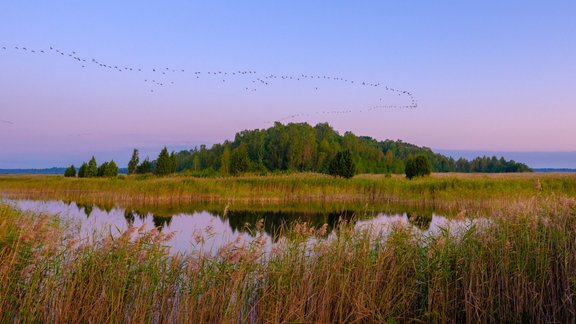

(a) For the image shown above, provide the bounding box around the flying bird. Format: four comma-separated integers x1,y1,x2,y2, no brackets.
3,43,418,119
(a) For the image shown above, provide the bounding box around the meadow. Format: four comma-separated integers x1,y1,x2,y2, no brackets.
1,172,575,214
1,172,576,322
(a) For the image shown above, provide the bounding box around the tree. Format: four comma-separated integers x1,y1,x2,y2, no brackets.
137,158,152,174
405,154,431,179
128,149,139,175
86,156,98,178
328,149,355,179
97,162,109,177
414,155,432,177
405,156,417,179
192,155,200,171
230,143,250,175
220,145,231,175
146,122,531,175
78,163,88,178
156,147,172,176
169,151,177,173
104,160,119,177
64,165,76,177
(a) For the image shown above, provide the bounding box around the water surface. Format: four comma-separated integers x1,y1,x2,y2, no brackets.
4,199,478,254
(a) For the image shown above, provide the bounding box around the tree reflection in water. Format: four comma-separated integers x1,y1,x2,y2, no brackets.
76,203,94,218
7,199,456,255
407,212,433,231
123,209,173,230
223,210,358,240
76,202,409,238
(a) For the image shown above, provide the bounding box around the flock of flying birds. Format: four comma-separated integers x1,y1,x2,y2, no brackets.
1,45,418,125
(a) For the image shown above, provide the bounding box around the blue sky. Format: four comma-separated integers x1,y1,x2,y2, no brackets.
1,1,575,168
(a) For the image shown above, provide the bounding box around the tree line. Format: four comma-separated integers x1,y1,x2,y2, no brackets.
127,147,176,176
64,122,531,178
167,122,531,176
64,156,119,178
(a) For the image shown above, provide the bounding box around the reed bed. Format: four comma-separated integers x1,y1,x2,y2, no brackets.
2,196,576,322
2,173,575,213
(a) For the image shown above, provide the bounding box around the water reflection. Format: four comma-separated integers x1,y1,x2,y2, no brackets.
223,210,358,240
407,212,433,231
77,203,93,218
152,214,172,228
3,199,476,254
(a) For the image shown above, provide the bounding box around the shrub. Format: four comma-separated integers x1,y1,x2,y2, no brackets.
77,163,88,178
103,160,119,177
137,158,152,174
405,154,432,179
328,150,356,179
64,165,76,177
97,162,109,177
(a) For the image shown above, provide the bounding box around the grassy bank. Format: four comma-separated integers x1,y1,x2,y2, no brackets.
2,173,575,213
2,196,576,322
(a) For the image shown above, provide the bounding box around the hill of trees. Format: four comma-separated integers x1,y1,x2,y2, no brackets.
161,122,530,175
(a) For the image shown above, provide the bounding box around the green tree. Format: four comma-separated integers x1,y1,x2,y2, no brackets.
328,149,355,178
414,155,432,177
192,155,200,171
405,154,432,179
128,149,139,175
97,162,109,177
86,156,98,178
170,151,177,173
230,143,250,175
78,163,88,178
137,158,152,174
153,122,531,175
220,144,231,175
156,147,171,176
405,156,417,179
264,122,289,170
64,165,76,177
104,160,119,177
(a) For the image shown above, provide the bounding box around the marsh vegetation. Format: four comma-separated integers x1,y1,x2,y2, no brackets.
2,190,576,322
1,172,573,211
2,172,575,322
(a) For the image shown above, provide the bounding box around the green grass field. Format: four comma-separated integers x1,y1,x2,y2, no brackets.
2,172,575,214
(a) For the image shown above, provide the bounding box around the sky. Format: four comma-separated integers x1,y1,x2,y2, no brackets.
1,1,575,168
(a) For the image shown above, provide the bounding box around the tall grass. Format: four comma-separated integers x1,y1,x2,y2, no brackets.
2,173,575,212
2,196,576,322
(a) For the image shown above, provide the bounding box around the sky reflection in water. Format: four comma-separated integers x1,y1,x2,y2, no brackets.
5,199,480,255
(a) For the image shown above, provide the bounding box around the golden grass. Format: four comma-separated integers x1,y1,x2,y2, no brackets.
2,172,575,215
2,195,576,322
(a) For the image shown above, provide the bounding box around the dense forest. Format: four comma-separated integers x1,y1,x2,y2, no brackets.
158,122,531,175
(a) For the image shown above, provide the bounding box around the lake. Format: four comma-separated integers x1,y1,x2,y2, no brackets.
3,198,478,254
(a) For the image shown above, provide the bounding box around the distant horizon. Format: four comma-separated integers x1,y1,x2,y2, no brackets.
435,149,576,169
1,143,575,170
1,122,575,169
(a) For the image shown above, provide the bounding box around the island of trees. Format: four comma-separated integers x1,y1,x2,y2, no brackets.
160,122,531,175
65,122,531,178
